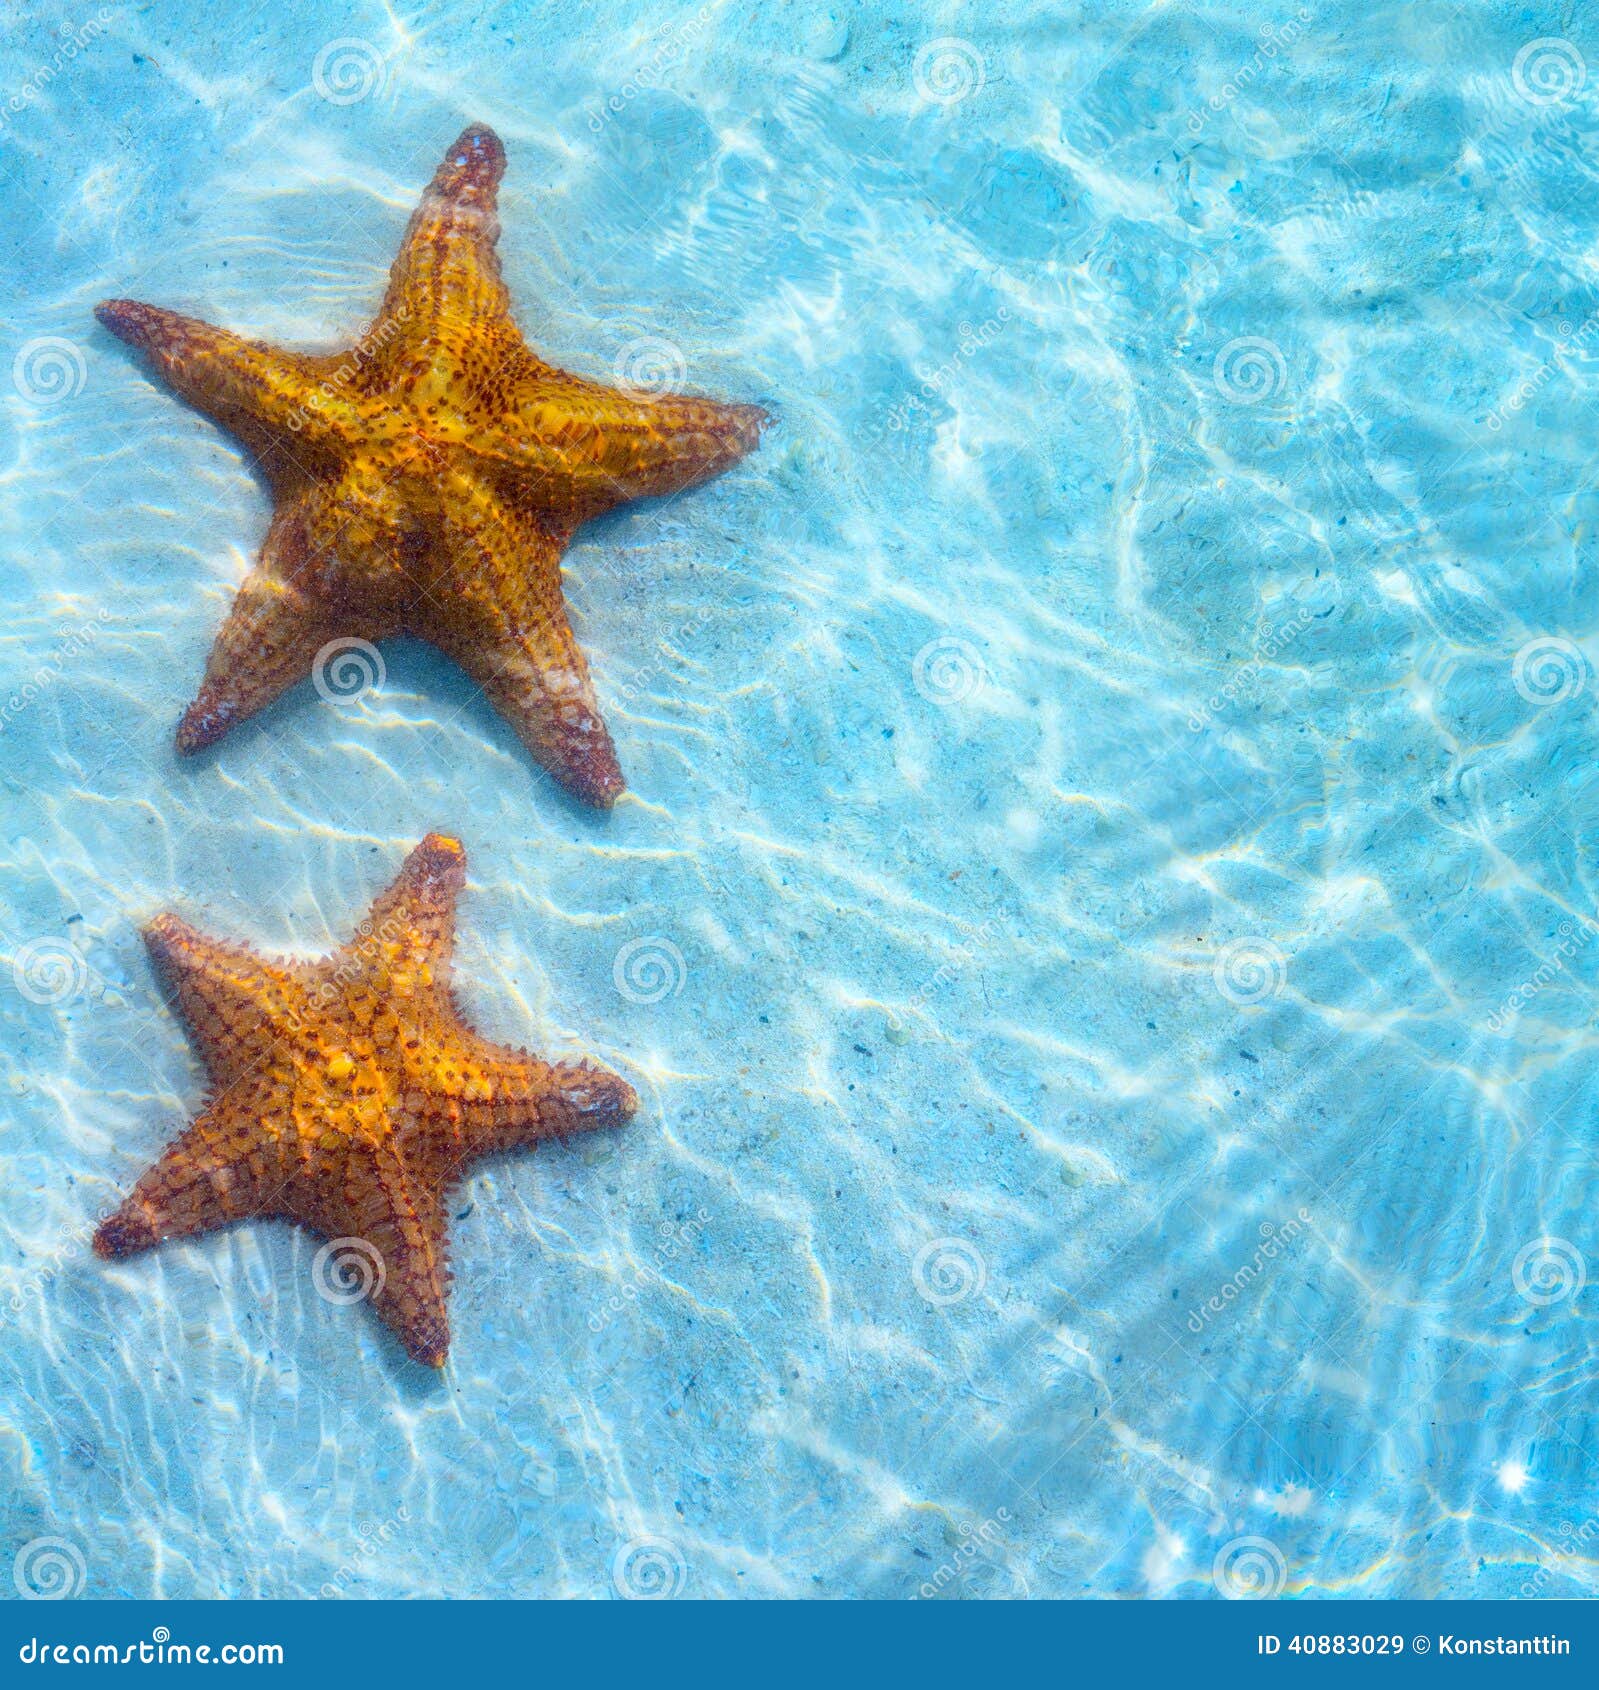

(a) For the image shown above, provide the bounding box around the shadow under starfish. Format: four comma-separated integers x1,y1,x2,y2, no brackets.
93,832,637,1366
96,123,768,806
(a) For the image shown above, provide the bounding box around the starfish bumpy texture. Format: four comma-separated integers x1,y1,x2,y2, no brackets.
93,833,637,1366
96,123,766,805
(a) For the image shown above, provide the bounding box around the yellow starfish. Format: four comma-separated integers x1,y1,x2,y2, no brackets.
94,832,637,1366
96,123,766,805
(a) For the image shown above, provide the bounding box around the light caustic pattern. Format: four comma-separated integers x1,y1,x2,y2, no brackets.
1,0,1597,1602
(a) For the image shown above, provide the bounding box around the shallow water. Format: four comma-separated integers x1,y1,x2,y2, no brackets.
3,1,1598,1601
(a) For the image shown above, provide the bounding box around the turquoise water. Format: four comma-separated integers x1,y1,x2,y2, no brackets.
3,0,1599,1601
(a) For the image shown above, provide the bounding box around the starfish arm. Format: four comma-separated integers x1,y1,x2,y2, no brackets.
345,832,466,990
420,482,625,805
478,1052,638,1151
94,298,358,463
144,915,317,1087
376,124,510,340
330,1152,453,1366
176,492,396,753
92,1101,281,1257
507,382,768,515
174,493,336,746
404,1040,635,1192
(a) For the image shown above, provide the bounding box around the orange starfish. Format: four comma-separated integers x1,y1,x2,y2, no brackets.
93,832,637,1366
95,124,766,806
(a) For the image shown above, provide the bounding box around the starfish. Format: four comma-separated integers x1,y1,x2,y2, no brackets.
93,832,637,1366
95,123,766,806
